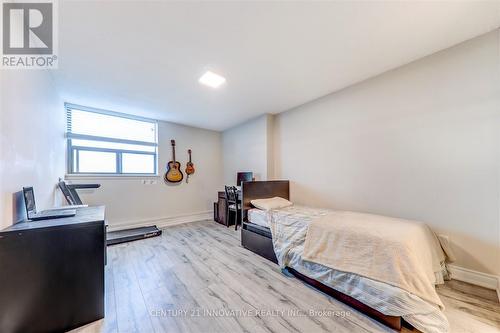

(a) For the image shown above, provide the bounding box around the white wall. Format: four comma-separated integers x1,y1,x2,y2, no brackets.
0,70,65,228
72,121,223,230
274,30,500,275
0,69,224,231
222,114,274,185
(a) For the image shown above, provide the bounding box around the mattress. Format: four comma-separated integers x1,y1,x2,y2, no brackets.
247,205,330,228
247,208,270,227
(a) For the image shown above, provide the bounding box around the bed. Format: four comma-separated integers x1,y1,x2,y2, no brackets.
240,181,449,333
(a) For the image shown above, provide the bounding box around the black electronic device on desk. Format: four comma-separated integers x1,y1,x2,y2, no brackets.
237,172,253,186
23,187,76,221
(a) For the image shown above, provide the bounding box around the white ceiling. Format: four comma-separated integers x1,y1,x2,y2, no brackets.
54,1,500,131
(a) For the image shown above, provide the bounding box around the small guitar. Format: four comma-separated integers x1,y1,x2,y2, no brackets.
164,139,183,183
185,149,195,183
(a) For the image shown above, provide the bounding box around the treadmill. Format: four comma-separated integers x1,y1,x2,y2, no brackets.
58,180,162,245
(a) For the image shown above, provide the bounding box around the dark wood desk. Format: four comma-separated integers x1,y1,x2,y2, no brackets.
0,206,106,333
214,191,241,226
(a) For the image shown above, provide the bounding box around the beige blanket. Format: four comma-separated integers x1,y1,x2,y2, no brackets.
302,211,446,309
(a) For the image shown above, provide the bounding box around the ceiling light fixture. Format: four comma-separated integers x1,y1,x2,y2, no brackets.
199,71,226,88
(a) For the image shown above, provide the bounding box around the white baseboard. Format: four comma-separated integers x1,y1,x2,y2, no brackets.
107,210,212,232
448,264,499,301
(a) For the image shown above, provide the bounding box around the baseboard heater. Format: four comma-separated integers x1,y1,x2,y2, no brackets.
106,225,162,246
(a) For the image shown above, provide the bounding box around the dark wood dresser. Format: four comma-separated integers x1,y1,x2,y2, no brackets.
0,206,106,333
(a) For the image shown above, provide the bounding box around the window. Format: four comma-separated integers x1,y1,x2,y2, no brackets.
66,104,158,175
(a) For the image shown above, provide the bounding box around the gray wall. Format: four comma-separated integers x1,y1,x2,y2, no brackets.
1,70,65,228
222,114,273,185
274,30,500,275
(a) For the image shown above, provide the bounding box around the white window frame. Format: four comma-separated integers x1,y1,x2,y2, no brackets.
65,103,158,177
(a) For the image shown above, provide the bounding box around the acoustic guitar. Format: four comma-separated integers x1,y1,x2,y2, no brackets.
164,139,183,183
185,149,195,183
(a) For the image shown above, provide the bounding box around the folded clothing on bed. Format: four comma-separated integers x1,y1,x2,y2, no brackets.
302,211,446,309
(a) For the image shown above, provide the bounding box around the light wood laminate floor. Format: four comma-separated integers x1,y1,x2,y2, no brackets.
71,220,500,333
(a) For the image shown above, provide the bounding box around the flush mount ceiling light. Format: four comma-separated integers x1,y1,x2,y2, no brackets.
199,71,226,88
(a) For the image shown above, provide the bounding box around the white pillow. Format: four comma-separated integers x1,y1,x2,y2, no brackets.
250,197,293,211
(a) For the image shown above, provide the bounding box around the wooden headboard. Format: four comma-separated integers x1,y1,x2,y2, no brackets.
241,180,290,222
